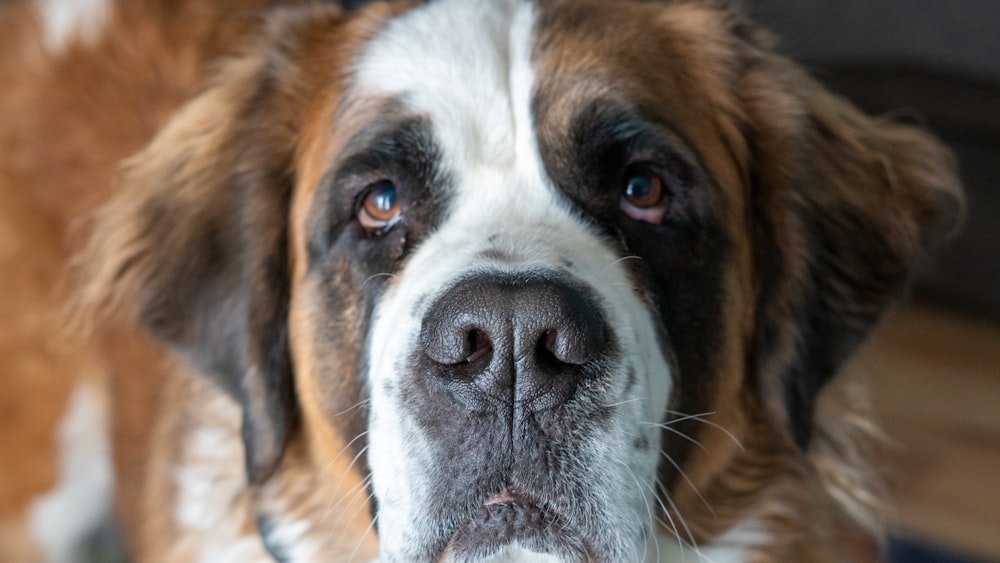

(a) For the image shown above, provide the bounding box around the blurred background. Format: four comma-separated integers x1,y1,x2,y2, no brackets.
751,1,1000,562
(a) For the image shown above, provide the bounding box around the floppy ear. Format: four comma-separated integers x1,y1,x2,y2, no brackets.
744,57,964,449
84,45,305,484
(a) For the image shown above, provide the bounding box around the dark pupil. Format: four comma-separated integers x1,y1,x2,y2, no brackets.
372,182,397,212
626,175,653,199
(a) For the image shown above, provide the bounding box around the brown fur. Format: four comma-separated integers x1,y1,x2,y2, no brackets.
0,0,961,561
0,0,311,557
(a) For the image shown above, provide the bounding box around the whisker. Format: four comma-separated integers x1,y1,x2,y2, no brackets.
342,442,372,480
661,409,745,452
313,433,373,525
600,397,644,409
615,459,655,563
347,508,379,562
326,430,371,474
599,254,643,279
330,398,371,418
320,462,372,526
340,486,379,547
658,484,714,563
325,485,375,545
361,272,395,292
647,476,684,560
659,451,715,517
659,410,717,424
654,424,709,453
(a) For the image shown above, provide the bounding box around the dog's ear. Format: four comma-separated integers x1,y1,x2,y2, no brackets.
83,43,306,484
744,57,964,450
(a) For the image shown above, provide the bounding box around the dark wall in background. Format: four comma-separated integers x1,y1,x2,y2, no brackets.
751,1,1000,319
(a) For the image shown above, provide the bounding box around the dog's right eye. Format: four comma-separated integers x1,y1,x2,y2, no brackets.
619,166,670,224
357,180,402,235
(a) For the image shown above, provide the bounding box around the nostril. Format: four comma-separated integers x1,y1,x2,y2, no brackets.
535,330,567,373
539,329,576,365
464,329,492,365
539,322,604,367
422,321,494,367
541,330,559,360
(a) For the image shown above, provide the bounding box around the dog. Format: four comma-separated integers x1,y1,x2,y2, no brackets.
0,0,963,561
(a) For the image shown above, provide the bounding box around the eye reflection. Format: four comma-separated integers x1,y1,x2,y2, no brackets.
620,168,668,224
358,180,402,234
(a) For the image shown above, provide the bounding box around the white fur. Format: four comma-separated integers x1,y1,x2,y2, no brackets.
355,0,673,560
29,381,113,563
256,518,322,563
171,395,274,563
655,518,769,562
173,427,237,531
198,537,271,563
36,0,109,53
477,544,564,563
170,389,326,562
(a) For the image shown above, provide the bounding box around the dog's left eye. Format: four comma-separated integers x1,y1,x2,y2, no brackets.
620,168,669,224
357,180,402,234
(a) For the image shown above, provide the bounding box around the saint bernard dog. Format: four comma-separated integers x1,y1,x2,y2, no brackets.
0,0,963,561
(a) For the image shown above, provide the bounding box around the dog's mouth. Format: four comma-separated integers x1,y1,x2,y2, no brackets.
441,487,588,561
483,488,531,508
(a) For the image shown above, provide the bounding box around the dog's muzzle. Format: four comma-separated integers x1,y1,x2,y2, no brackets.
373,266,651,561
404,271,617,557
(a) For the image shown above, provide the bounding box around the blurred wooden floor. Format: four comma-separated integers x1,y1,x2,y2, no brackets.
857,303,1000,560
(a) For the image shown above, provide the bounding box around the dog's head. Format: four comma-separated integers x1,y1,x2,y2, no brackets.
87,0,962,560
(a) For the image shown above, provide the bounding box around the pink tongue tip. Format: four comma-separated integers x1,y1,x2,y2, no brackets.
484,489,519,507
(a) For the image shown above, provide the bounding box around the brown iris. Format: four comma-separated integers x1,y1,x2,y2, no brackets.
620,169,668,224
358,180,402,233
623,171,663,208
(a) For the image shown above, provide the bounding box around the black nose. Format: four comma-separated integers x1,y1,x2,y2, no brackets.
419,272,608,411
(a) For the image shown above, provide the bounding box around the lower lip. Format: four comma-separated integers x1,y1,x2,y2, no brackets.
484,489,528,507
452,502,550,550
442,501,590,562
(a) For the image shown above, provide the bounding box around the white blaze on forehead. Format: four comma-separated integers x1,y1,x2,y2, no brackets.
352,0,549,190
36,0,109,54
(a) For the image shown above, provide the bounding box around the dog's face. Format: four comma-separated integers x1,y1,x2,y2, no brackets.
88,0,961,560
